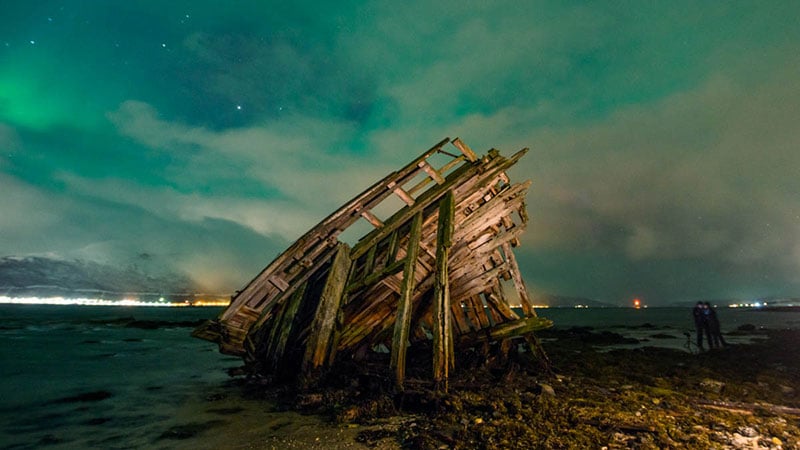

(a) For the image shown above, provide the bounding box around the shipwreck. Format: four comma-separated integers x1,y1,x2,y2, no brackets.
193,138,552,391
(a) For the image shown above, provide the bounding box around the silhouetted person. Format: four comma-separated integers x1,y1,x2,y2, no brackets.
703,301,727,348
692,301,707,350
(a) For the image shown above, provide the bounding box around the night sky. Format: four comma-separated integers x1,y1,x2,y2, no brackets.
2,1,799,304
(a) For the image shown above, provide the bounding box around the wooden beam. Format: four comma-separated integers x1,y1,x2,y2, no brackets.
360,210,384,228
386,229,400,263
268,275,290,292
266,282,307,373
451,137,478,162
346,258,405,293
459,316,553,345
301,243,352,382
419,161,445,184
432,191,455,390
219,138,450,324
363,243,377,278
389,211,423,391
502,242,535,317
352,148,528,261
393,187,415,206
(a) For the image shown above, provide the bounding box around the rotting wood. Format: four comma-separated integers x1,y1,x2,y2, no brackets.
301,243,352,384
432,190,455,390
194,138,551,390
266,282,307,374
390,211,423,391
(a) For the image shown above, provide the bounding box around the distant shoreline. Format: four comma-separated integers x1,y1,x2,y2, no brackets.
747,306,800,312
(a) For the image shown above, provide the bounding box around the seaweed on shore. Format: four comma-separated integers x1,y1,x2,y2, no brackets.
236,328,800,449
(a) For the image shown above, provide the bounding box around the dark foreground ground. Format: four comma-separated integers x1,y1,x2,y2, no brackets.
208,328,800,450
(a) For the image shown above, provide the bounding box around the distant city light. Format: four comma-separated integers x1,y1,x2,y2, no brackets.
0,296,179,307
0,296,230,307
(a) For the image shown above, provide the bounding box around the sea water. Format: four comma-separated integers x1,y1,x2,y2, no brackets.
0,305,241,449
1,305,799,449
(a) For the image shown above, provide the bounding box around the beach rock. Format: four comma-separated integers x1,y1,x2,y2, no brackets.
649,333,677,339
737,426,757,437
700,379,725,394
730,432,759,448
538,383,556,397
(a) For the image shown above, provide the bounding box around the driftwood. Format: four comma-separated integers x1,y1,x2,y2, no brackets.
698,400,800,417
193,138,552,391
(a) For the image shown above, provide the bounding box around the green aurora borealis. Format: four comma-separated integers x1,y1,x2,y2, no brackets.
2,1,799,304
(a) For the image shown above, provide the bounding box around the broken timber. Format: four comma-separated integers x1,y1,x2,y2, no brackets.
193,138,552,391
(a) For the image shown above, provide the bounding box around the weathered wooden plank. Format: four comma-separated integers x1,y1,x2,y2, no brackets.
449,262,510,300
432,191,455,390
406,155,466,196
386,229,400,263
390,211,423,391
356,148,528,262
360,210,384,228
301,243,352,381
337,287,396,349
471,296,491,329
393,187,415,206
420,161,446,185
218,138,451,324
259,293,291,364
502,242,535,317
450,300,470,335
459,316,553,345
461,295,483,331
363,243,378,278
250,244,340,329
266,282,307,373
346,258,405,293
268,275,290,292
486,286,518,322
451,137,478,162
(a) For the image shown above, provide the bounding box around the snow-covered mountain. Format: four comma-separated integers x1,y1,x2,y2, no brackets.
0,255,199,299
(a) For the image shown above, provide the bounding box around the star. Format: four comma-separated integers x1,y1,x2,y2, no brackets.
236,105,242,110
161,43,166,48
29,40,36,45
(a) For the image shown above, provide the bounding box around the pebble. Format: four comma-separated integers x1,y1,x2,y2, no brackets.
737,426,757,437
700,378,725,394
538,383,556,397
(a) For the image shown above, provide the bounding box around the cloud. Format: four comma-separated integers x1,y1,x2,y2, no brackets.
0,173,63,240
0,123,20,154
505,61,800,297
102,100,410,241
4,1,800,301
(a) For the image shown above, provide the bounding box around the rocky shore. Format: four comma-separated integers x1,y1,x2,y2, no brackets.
196,327,799,449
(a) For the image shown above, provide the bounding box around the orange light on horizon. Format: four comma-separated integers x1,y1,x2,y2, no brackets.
633,298,641,308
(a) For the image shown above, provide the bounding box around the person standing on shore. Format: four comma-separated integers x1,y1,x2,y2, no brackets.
693,301,707,350
703,301,727,348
